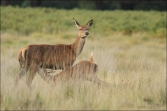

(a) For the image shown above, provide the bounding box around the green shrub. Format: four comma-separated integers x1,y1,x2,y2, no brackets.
1,6,166,37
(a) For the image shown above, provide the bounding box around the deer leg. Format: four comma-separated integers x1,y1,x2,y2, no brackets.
37,68,56,85
26,64,38,87
15,63,27,86
64,65,71,71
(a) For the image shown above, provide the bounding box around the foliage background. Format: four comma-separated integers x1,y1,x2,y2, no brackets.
1,1,166,110
1,0,166,11
1,6,166,36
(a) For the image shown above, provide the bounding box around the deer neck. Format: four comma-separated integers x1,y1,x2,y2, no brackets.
72,36,86,57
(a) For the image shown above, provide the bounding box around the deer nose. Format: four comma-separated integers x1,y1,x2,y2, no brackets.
85,32,89,35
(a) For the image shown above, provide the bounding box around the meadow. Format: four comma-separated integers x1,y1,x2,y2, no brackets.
1,6,166,110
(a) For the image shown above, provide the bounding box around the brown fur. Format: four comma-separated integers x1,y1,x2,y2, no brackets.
38,54,111,86
15,18,93,87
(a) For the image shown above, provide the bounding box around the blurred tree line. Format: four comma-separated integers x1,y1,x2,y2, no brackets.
1,0,166,11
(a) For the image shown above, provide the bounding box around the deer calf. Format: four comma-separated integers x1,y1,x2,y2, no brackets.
38,53,110,86
15,18,93,87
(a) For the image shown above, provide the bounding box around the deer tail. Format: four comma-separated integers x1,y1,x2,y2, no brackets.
18,47,28,62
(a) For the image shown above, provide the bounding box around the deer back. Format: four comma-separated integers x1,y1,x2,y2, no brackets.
24,44,76,70
54,60,98,80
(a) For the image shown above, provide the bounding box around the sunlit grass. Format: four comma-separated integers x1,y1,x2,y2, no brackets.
1,5,166,110
1,31,166,110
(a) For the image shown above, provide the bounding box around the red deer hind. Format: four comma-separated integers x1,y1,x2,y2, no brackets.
15,18,93,87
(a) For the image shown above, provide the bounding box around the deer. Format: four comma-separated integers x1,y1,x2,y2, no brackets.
37,53,111,86
15,18,93,87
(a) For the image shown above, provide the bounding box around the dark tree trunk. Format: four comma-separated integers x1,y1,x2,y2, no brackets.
30,0,41,7
1,0,8,6
36,0,41,6
95,1,103,10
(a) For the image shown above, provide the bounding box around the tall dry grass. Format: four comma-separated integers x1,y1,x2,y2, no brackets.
1,32,166,110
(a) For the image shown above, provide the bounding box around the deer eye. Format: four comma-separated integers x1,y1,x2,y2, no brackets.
79,29,82,30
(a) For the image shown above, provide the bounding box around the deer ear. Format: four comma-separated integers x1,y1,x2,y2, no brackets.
73,18,80,28
90,52,94,63
86,19,93,28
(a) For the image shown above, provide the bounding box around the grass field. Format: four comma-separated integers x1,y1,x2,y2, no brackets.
1,7,166,110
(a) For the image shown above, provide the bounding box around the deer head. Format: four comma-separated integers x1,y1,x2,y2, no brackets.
73,18,93,38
